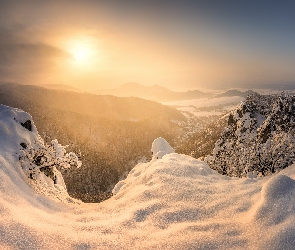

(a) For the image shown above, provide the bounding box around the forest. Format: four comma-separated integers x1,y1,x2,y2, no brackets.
0,83,185,201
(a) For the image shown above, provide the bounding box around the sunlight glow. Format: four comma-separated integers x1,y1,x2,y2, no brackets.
70,42,93,63
58,36,106,87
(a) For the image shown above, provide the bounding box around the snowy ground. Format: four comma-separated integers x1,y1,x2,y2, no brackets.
1,105,295,249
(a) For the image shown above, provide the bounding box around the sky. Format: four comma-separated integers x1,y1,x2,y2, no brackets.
0,0,295,91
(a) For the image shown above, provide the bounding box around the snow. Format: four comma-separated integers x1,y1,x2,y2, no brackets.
0,104,80,203
151,137,174,159
162,96,245,108
162,96,244,118
1,105,295,249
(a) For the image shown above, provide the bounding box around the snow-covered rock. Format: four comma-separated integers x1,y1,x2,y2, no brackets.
206,93,295,177
151,137,174,159
0,104,80,203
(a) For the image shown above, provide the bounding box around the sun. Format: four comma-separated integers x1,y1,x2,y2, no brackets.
62,37,103,72
69,41,94,64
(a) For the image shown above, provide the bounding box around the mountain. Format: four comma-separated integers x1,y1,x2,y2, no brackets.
1,104,295,249
97,82,212,102
0,83,184,201
215,89,257,98
0,83,183,121
205,92,295,177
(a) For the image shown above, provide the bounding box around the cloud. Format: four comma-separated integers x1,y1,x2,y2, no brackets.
0,28,71,84
1,1,295,89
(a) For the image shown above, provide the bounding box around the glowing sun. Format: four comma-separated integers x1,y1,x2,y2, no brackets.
64,37,102,71
69,41,94,64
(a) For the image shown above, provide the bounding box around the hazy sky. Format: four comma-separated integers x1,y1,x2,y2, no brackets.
0,0,295,91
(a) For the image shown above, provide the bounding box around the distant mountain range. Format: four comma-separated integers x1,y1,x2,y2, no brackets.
36,82,258,102
96,82,212,102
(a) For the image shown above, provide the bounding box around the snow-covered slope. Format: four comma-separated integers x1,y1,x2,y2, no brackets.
1,105,295,249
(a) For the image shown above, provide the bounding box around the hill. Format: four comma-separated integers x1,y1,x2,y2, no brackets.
0,83,184,201
0,83,183,121
215,89,257,98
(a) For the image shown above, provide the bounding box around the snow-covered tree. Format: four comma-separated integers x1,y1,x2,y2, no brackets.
205,93,295,177
19,138,81,184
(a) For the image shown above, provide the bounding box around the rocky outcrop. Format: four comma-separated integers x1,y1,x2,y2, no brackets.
205,93,295,177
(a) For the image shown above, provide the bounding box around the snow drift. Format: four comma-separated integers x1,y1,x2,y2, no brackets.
1,105,295,249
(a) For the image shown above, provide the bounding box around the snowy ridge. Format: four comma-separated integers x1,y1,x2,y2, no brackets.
206,93,295,177
1,105,295,249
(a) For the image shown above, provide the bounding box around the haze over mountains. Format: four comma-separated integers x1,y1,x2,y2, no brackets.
95,82,212,102
36,81,259,102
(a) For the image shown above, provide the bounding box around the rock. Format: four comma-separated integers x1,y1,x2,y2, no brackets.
21,120,32,131
151,137,174,160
